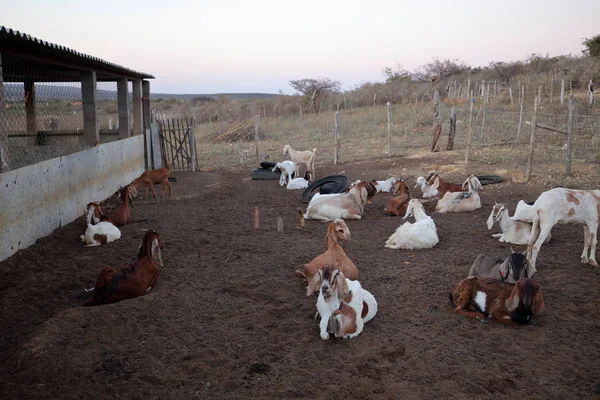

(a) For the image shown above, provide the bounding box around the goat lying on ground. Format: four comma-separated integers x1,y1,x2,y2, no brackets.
273,160,296,186
304,181,374,221
307,264,377,339
435,175,483,213
286,170,311,190
385,199,439,249
296,219,358,283
85,185,135,228
385,180,410,216
486,203,550,245
468,250,534,283
426,173,465,199
85,230,163,306
527,187,600,272
80,211,121,246
132,162,172,198
450,276,545,325
415,176,439,199
283,144,316,178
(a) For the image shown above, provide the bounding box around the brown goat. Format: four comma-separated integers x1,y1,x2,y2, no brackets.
133,162,172,198
295,219,359,284
426,173,465,199
385,180,411,216
105,184,135,227
450,276,545,325
85,230,164,306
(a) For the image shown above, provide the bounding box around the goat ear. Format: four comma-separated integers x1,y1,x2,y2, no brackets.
151,238,163,266
306,272,321,297
524,259,535,279
499,258,510,280
486,208,495,230
532,288,545,316
432,177,440,189
507,288,520,311
336,273,349,300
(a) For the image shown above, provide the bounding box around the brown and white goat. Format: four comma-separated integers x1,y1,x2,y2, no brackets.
84,230,164,306
450,276,545,325
435,175,483,213
527,187,600,271
385,180,410,216
426,173,465,199
283,144,316,179
296,219,358,283
304,181,374,221
132,162,172,198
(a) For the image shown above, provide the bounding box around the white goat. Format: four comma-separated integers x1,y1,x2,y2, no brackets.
282,144,316,178
486,203,551,245
527,187,600,272
512,200,536,223
304,182,371,221
286,171,311,190
80,221,121,246
272,160,296,186
307,265,377,340
435,175,483,213
415,176,439,198
385,199,439,249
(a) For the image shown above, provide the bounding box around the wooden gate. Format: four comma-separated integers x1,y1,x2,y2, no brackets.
157,118,198,171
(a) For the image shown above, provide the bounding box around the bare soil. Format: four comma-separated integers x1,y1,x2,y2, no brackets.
1,153,599,399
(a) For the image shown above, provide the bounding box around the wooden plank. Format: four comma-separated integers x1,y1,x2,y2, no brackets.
150,122,162,169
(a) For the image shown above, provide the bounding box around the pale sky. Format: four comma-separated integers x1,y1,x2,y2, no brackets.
3,0,599,94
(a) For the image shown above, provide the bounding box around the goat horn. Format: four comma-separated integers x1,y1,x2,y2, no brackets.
140,228,148,232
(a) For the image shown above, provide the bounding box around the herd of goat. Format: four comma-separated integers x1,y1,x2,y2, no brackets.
77,143,599,340
275,145,598,338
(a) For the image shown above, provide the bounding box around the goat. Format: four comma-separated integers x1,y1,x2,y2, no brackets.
385,180,410,216
286,171,311,190
526,187,600,272
132,162,172,198
304,181,374,221
307,265,377,339
372,175,400,193
468,250,535,283
295,219,358,283
84,230,164,306
385,199,439,249
486,203,551,245
450,276,545,325
415,176,439,199
282,144,316,178
86,202,104,225
104,184,135,227
80,212,121,247
272,160,296,186
435,175,483,213
512,200,536,223
426,173,465,199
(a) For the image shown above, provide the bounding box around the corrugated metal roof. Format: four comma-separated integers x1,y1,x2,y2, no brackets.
0,26,154,79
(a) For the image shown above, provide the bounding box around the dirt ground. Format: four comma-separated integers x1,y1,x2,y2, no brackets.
1,153,599,400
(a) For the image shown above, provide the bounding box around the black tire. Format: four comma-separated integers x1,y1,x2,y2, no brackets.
301,175,349,203
476,175,504,186
251,168,281,180
260,161,277,169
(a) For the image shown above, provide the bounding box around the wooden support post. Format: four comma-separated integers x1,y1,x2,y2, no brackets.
81,70,99,146
277,216,284,233
560,79,565,105
189,119,196,171
465,99,475,163
150,122,162,169
142,80,151,132
480,92,487,143
516,85,525,143
334,111,341,164
254,207,260,229
254,114,260,166
132,80,143,136
0,53,10,172
565,94,575,176
386,102,392,157
24,79,37,140
431,90,441,152
525,95,540,182
447,106,456,151
117,78,130,139
297,208,305,228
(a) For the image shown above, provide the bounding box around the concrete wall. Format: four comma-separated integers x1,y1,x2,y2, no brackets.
0,135,145,262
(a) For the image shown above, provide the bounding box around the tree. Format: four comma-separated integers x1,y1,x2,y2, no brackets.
289,77,341,113
582,34,600,57
382,63,411,83
412,58,470,87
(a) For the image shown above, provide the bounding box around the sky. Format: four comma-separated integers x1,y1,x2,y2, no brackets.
3,0,599,94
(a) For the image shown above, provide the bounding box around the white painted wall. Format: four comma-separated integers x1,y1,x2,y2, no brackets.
0,135,145,262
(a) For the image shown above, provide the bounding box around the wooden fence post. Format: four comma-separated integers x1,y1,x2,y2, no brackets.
509,87,513,105
550,70,554,103
560,79,565,105
480,88,487,143
466,79,471,100
447,106,456,151
465,99,475,163
431,90,441,152
277,216,284,233
588,80,594,108
189,118,196,171
254,207,260,229
525,95,540,182
515,85,525,143
386,102,392,157
254,115,260,166
334,111,341,164
297,208,305,228
565,94,575,176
